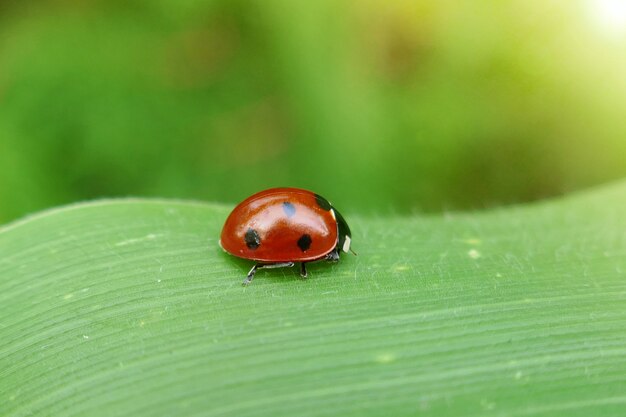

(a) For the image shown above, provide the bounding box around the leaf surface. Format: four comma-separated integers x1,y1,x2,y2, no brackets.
1,184,625,416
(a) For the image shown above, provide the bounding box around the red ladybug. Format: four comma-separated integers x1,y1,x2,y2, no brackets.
220,187,354,285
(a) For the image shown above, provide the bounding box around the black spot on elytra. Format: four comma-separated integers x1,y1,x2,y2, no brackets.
244,228,261,250
314,194,332,211
282,201,296,218
297,234,312,252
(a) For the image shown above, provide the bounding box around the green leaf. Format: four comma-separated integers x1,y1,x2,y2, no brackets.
1,183,625,416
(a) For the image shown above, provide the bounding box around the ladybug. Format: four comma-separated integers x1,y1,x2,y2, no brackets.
219,187,354,285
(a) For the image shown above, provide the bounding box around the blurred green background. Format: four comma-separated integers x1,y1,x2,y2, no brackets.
1,0,625,223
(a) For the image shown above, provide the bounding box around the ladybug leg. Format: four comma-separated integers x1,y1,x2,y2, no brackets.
242,262,295,286
325,248,340,263
243,264,259,285
300,262,308,278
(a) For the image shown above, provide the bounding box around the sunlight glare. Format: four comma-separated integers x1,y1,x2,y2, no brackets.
589,0,626,36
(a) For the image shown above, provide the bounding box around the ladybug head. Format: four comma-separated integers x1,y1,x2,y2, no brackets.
332,207,354,255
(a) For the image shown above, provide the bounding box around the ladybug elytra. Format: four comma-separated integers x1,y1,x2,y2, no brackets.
219,187,353,285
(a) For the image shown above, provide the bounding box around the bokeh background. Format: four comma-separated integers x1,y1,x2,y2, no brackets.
1,0,625,223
